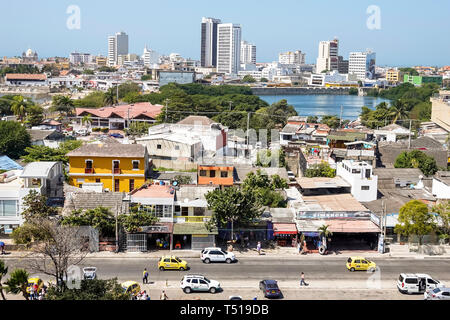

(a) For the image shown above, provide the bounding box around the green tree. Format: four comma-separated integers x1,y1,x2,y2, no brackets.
141,74,152,81
83,69,95,75
104,88,118,106
118,206,159,233
241,170,288,208
318,224,333,250
118,82,141,99
4,269,29,300
98,66,116,72
25,104,44,126
81,114,92,130
307,116,319,123
22,140,82,165
125,121,151,137
389,99,409,123
206,187,262,236
260,78,269,82
242,75,256,83
305,162,336,178
399,68,419,76
433,201,450,241
73,91,105,109
0,260,8,300
20,190,58,222
10,96,29,121
394,150,438,176
173,175,193,185
61,207,115,237
394,200,436,246
0,121,31,159
321,115,341,129
51,95,75,117
45,278,129,300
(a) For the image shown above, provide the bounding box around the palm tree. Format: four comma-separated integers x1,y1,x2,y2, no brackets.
5,269,29,300
104,88,118,106
389,100,409,124
0,260,8,300
10,96,28,122
81,114,92,130
318,224,333,252
51,95,75,118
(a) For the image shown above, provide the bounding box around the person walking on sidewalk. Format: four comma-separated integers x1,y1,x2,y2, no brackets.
142,268,149,284
300,272,308,286
160,290,168,300
257,241,261,255
0,241,5,255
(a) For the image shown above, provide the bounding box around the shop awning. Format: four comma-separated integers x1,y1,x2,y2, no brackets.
273,223,298,236
326,220,381,233
173,223,218,235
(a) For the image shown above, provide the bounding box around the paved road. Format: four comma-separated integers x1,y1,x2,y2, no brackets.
4,257,450,300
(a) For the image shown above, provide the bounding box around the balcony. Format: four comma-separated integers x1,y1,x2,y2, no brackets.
113,168,121,174
85,168,95,174
174,216,211,223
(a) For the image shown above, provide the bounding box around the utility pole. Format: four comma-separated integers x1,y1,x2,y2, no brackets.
164,99,170,123
246,112,251,159
115,204,119,253
339,105,343,127
408,120,412,149
116,85,119,105
228,101,233,111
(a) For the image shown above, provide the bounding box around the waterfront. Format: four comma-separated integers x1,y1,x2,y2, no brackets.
259,94,390,120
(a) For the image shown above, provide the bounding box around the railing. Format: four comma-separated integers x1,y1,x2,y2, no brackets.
85,168,94,174
174,216,211,223
113,168,121,174
347,150,375,157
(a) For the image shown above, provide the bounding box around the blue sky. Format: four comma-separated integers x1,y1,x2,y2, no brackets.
1,0,449,66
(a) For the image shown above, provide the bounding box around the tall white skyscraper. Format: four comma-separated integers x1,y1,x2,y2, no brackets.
217,23,241,75
142,46,160,67
107,31,129,66
279,50,305,65
349,51,376,80
240,41,256,64
201,17,221,68
316,38,339,73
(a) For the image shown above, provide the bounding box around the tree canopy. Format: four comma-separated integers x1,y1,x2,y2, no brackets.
45,278,129,300
394,150,438,176
0,121,31,159
305,162,336,178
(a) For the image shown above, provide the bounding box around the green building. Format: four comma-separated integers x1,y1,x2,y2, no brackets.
403,74,442,86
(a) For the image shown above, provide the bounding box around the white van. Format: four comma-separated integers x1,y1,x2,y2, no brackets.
397,273,445,294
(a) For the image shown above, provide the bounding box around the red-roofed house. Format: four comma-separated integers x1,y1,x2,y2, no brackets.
74,102,164,130
5,73,48,86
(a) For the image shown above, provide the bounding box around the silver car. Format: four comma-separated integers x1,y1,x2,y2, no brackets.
83,267,97,280
424,287,450,300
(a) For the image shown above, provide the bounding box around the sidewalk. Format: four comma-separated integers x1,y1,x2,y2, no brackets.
3,246,450,260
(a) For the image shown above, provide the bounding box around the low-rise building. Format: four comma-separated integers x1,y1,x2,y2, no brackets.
432,171,450,200
198,164,234,186
336,160,378,202
431,90,450,132
374,124,412,142
27,129,66,148
5,73,47,86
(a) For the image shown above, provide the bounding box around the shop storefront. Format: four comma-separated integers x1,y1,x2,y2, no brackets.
173,223,218,250
273,223,298,247
126,223,173,252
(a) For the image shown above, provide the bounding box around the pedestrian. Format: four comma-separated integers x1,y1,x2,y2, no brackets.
160,290,168,300
297,241,301,254
140,290,148,300
38,291,44,300
256,241,261,255
300,272,308,286
29,285,35,300
0,241,5,255
143,268,149,284
34,283,39,297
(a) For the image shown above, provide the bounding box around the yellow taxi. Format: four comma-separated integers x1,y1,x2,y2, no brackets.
346,257,377,272
26,277,44,294
121,281,141,297
158,256,188,271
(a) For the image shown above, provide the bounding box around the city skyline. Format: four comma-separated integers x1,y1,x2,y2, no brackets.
1,0,449,66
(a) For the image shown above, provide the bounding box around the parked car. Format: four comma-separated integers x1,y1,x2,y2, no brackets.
424,287,450,300
75,129,89,136
181,275,220,294
121,281,141,297
201,247,236,264
26,277,44,294
346,257,377,272
259,279,283,299
83,267,97,280
229,296,243,300
109,133,124,139
158,256,188,271
397,273,445,294
287,171,296,181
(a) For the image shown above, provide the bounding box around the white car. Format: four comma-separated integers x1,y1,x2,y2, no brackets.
397,273,445,294
424,287,450,300
201,247,236,264
287,171,296,181
75,129,89,136
180,275,220,294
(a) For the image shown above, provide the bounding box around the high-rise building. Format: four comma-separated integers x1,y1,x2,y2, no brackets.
69,52,92,65
240,41,256,64
316,38,339,73
107,31,129,66
348,51,376,80
142,46,160,67
337,56,349,74
201,17,221,68
217,23,241,75
279,50,305,65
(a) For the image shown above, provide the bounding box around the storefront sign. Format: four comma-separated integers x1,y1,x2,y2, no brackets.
296,211,371,219
370,213,380,227
139,225,170,233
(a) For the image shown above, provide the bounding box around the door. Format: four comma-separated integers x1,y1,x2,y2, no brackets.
163,258,171,269
419,278,426,293
354,259,362,270
427,278,438,290
199,280,209,291
191,279,200,291
361,260,369,271
170,259,179,269
405,278,419,293
115,179,120,192
216,251,226,262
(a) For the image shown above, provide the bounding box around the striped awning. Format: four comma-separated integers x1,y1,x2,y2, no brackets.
273,223,298,236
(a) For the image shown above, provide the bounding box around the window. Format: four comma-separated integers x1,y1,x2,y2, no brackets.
354,260,361,264
115,179,120,192
96,179,101,183
157,144,162,149
405,278,418,284
129,179,135,192
221,171,228,178
352,169,361,174
85,160,93,169
361,186,370,190
427,279,437,284
362,260,368,264
200,280,208,285
163,258,170,263
170,259,177,263
210,170,216,178
181,207,189,216
175,145,180,150
0,200,18,217
132,160,139,170
191,279,198,284
200,170,207,177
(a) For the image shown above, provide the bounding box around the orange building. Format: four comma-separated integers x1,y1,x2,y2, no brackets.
198,165,234,186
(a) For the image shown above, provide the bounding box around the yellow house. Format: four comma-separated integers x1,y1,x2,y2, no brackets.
67,143,149,193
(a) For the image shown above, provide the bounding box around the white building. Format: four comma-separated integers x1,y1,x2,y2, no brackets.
201,17,221,68
0,162,64,231
336,160,378,202
69,52,92,65
142,46,160,68
432,171,450,199
349,51,376,80
309,70,351,86
108,31,129,66
217,23,241,75
316,39,339,73
240,41,256,64
279,50,305,65
374,124,412,142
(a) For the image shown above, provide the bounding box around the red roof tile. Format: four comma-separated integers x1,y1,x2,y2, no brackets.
5,73,47,80
76,102,163,120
